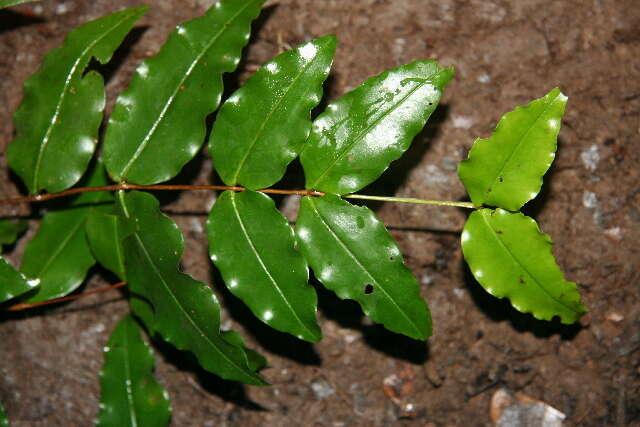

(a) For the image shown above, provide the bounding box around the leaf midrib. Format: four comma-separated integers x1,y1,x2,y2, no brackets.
308,77,433,190
118,1,256,180
305,197,422,338
122,319,139,427
230,192,315,338
32,14,135,192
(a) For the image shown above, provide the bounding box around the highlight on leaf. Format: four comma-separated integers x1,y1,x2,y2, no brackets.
457,88,567,211
461,208,587,324
0,257,38,303
103,0,264,185
97,314,171,427
210,35,336,190
7,7,147,194
301,60,453,195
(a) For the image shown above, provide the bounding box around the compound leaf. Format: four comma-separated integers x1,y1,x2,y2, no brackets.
211,35,336,189
301,60,453,195
296,194,431,340
0,220,28,252
0,257,38,303
118,191,266,385
208,190,321,342
97,314,171,427
104,0,264,185
18,161,111,303
457,88,567,211
461,209,586,323
7,7,147,194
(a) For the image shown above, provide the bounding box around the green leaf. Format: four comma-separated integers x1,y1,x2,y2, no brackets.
221,330,267,372
457,88,567,211
300,60,453,195
97,314,171,427
86,208,126,281
104,0,264,185
0,400,7,427
208,190,321,342
0,220,28,252
296,194,431,340
461,209,586,324
19,161,111,303
6,7,147,194
210,36,336,189
118,191,266,385
0,257,37,303
0,0,39,10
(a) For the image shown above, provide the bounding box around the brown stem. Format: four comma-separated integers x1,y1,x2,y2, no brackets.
0,184,325,206
6,282,127,311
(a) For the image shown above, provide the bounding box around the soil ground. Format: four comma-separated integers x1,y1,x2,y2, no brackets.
1,0,639,426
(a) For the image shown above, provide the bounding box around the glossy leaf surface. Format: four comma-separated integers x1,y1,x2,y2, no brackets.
0,257,37,303
211,36,336,189
104,0,264,185
0,220,27,251
118,191,266,385
208,190,320,342
97,315,171,427
296,195,431,340
7,7,146,194
301,60,453,195
462,209,586,323
19,163,110,303
458,88,567,211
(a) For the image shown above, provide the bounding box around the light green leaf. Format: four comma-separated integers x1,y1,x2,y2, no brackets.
301,60,453,195
211,36,336,189
461,209,586,324
457,88,567,211
118,191,266,385
0,257,38,303
208,190,321,342
0,220,28,252
97,314,171,427
6,7,147,194
104,0,264,185
19,162,111,303
296,194,431,340
0,0,40,9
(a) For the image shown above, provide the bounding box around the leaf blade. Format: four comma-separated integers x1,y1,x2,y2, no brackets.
104,0,264,185
461,209,587,323
301,60,453,195
296,195,431,340
0,257,38,303
97,314,171,427
6,7,147,194
118,191,266,385
457,88,567,211
208,190,321,342
211,36,336,189
0,220,28,252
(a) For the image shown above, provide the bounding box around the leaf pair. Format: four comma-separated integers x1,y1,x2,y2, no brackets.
457,89,586,323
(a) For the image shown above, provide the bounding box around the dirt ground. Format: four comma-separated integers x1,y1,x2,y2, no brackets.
1,0,639,426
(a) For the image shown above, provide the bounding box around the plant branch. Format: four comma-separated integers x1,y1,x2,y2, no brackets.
6,281,127,311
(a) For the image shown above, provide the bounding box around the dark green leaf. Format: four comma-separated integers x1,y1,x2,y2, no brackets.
221,330,267,372
0,0,40,9
457,88,567,211
461,209,586,323
6,7,147,194
208,190,321,342
97,314,171,427
19,161,111,303
211,36,336,189
0,220,28,252
118,191,266,385
86,208,126,281
301,60,453,195
0,257,37,303
104,0,264,185
296,195,431,340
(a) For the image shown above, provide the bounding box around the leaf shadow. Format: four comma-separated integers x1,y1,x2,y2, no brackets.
315,277,429,365
0,9,44,35
150,335,267,411
461,261,582,340
209,266,322,366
